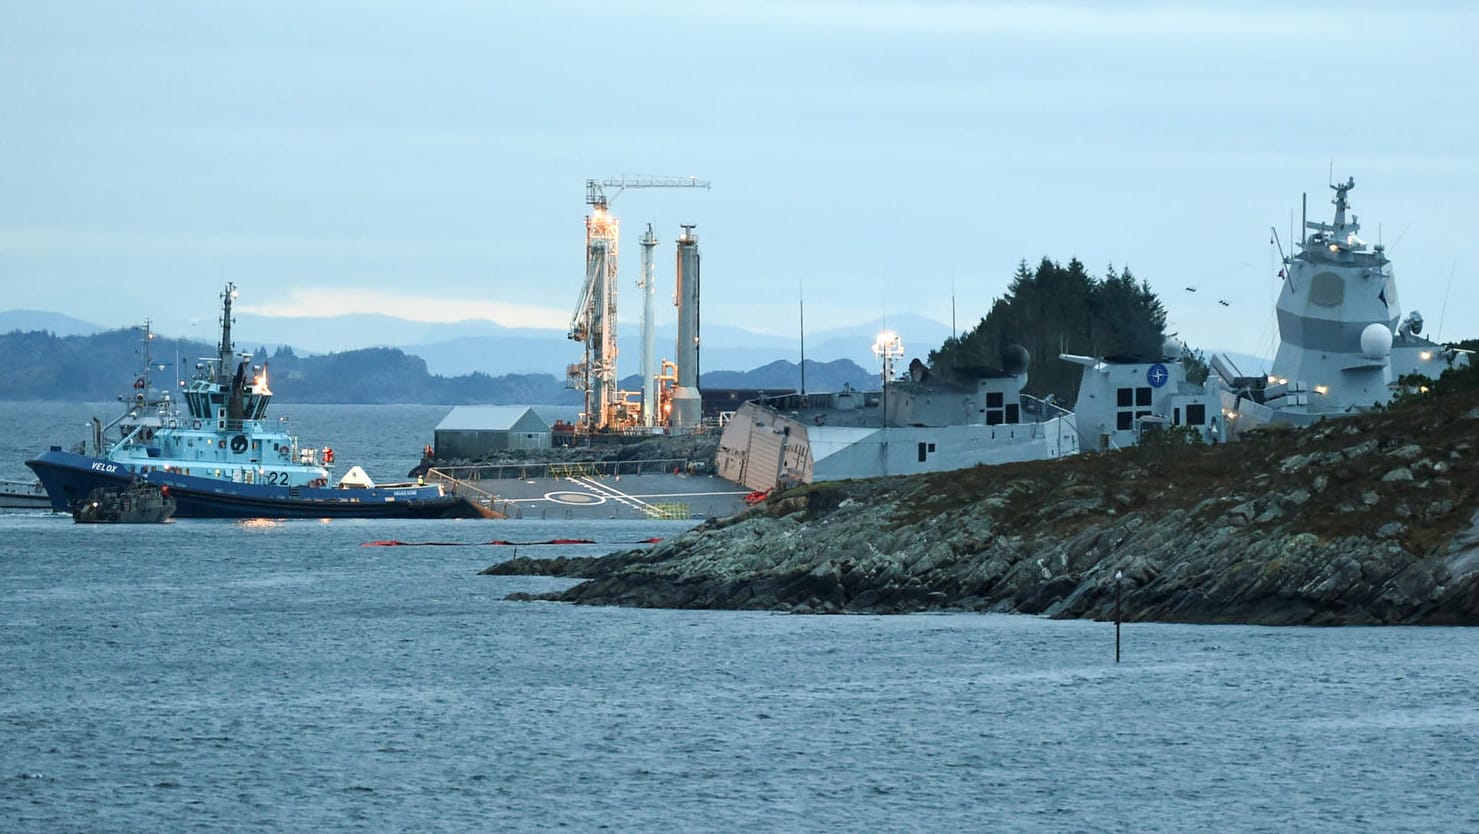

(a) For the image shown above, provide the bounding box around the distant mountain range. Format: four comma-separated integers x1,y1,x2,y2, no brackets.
0,310,103,338
0,308,953,378
0,323,879,404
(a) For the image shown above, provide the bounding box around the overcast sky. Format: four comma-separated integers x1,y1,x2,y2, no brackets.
4,0,1476,362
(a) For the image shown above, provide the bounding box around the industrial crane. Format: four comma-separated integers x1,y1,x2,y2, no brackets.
567,175,710,432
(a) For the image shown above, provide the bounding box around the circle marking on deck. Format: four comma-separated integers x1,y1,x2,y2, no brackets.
545,491,606,505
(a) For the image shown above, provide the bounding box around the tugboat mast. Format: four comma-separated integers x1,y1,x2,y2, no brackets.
218,282,237,386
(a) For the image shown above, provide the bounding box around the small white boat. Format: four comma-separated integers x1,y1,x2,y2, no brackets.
0,478,51,510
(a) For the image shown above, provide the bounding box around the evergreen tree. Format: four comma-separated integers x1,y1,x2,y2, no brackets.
929,258,1170,405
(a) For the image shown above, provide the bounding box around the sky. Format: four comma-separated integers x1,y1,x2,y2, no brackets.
3,0,1477,363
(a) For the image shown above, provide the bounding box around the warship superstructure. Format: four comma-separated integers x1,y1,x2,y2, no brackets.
1063,338,1227,450
1214,177,1470,434
716,335,1078,493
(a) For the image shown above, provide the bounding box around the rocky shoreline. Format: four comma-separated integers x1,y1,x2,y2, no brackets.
485,386,1479,625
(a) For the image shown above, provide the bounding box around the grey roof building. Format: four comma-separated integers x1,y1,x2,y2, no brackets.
434,406,552,458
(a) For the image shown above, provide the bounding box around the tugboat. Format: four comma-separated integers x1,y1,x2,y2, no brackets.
73,482,176,524
27,284,494,520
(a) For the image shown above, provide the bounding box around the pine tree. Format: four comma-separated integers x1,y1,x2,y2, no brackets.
928,258,1169,405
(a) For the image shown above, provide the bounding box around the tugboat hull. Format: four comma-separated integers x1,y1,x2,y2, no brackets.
25,450,136,513
28,450,487,520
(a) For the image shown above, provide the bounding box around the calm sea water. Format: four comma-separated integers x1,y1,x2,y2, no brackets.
3,402,1478,832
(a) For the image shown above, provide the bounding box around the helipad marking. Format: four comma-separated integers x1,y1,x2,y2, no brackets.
545,491,606,506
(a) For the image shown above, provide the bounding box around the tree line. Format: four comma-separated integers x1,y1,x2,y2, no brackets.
929,257,1170,405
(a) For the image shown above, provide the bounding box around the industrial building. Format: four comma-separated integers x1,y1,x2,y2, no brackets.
433,406,552,459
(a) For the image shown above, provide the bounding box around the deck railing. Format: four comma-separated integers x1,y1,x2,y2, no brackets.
431,457,699,483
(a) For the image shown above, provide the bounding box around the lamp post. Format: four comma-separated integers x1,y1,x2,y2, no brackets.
1114,569,1123,663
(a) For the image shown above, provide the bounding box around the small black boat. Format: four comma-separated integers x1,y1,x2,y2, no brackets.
73,482,177,524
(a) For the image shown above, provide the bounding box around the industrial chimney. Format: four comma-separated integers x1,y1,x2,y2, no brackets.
670,224,702,430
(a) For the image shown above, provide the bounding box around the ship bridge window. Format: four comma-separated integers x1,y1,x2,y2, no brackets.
186,391,209,417
984,391,1018,425
1115,386,1154,431
1186,403,1206,426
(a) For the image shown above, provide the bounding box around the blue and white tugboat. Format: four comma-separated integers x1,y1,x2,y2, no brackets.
27,284,491,519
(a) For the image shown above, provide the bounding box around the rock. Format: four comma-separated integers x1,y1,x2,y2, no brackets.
1382,467,1415,483
1255,501,1286,523
1387,444,1424,461
1376,522,1407,539
1279,454,1312,474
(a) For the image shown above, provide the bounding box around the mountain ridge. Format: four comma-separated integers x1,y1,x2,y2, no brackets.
0,308,953,377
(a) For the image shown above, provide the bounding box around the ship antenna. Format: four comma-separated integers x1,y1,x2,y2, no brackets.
218,282,237,384
1436,256,1458,341
798,282,806,398
950,272,957,343
140,319,154,393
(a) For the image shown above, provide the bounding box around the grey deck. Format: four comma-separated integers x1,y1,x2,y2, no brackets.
468,472,752,521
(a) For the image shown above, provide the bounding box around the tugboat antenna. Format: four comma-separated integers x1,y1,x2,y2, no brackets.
218,283,238,385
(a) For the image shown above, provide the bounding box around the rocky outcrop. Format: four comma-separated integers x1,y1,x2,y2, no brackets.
485,387,1479,625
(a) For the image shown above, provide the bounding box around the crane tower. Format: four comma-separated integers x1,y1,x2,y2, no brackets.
566,176,709,432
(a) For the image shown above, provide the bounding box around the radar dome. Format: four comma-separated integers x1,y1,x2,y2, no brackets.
1162,338,1185,360
1360,323,1393,359
1001,345,1030,376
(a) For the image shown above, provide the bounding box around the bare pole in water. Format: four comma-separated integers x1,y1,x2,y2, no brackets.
1114,569,1123,663
1112,567,1124,665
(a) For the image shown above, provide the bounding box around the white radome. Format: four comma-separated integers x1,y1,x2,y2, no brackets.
1360,323,1393,359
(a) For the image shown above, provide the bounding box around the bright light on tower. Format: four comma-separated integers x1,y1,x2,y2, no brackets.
872,330,904,383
